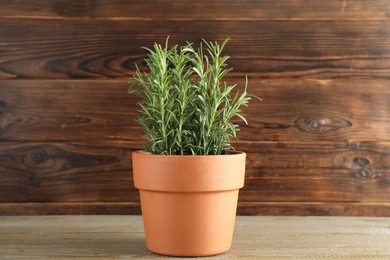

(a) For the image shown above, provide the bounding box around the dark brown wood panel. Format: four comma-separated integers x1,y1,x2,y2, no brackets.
1,1,389,216
1,19,390,79
241,78,390,142
235,142,390,203
1,0,389,20
1,141,389,204
0,79,143,141
1,79,389,142
0,141,142,203
1,202,390,216
237,202,390,216
0,202,141,215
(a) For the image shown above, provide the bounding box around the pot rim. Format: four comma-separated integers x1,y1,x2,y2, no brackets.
133,150,245,158
132,150,246,192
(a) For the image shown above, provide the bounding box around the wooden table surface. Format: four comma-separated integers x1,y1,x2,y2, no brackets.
0,216,389,259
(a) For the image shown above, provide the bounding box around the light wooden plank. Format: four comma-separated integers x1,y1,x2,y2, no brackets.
0,215,389,259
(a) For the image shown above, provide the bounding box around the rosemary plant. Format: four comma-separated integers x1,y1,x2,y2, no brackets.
129,37,255,155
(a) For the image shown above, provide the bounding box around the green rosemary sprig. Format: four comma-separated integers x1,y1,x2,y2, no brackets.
129,37,258,155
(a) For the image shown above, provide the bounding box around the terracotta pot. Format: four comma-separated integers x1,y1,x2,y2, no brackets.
132,150,246,257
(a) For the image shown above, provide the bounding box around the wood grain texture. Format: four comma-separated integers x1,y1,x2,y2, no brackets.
0,203,141,215
1,1,390,216
237,141,390,203
1,0,389,20
238,202,390,216
0,141,389,208
0,79,143,141
1,216,389,259
240,78,390,142
1,19,390,79
0,141,140,203
2,202,390,216
1,79,389,142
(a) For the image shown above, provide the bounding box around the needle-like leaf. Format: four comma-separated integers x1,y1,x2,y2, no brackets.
129,37,260,155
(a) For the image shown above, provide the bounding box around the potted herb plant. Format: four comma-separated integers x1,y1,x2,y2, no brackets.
129,37,256,256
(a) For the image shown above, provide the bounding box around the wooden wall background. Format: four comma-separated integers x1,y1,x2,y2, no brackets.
1,0,390,216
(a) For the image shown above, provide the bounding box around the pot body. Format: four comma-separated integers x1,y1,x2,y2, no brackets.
132,151,246,257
